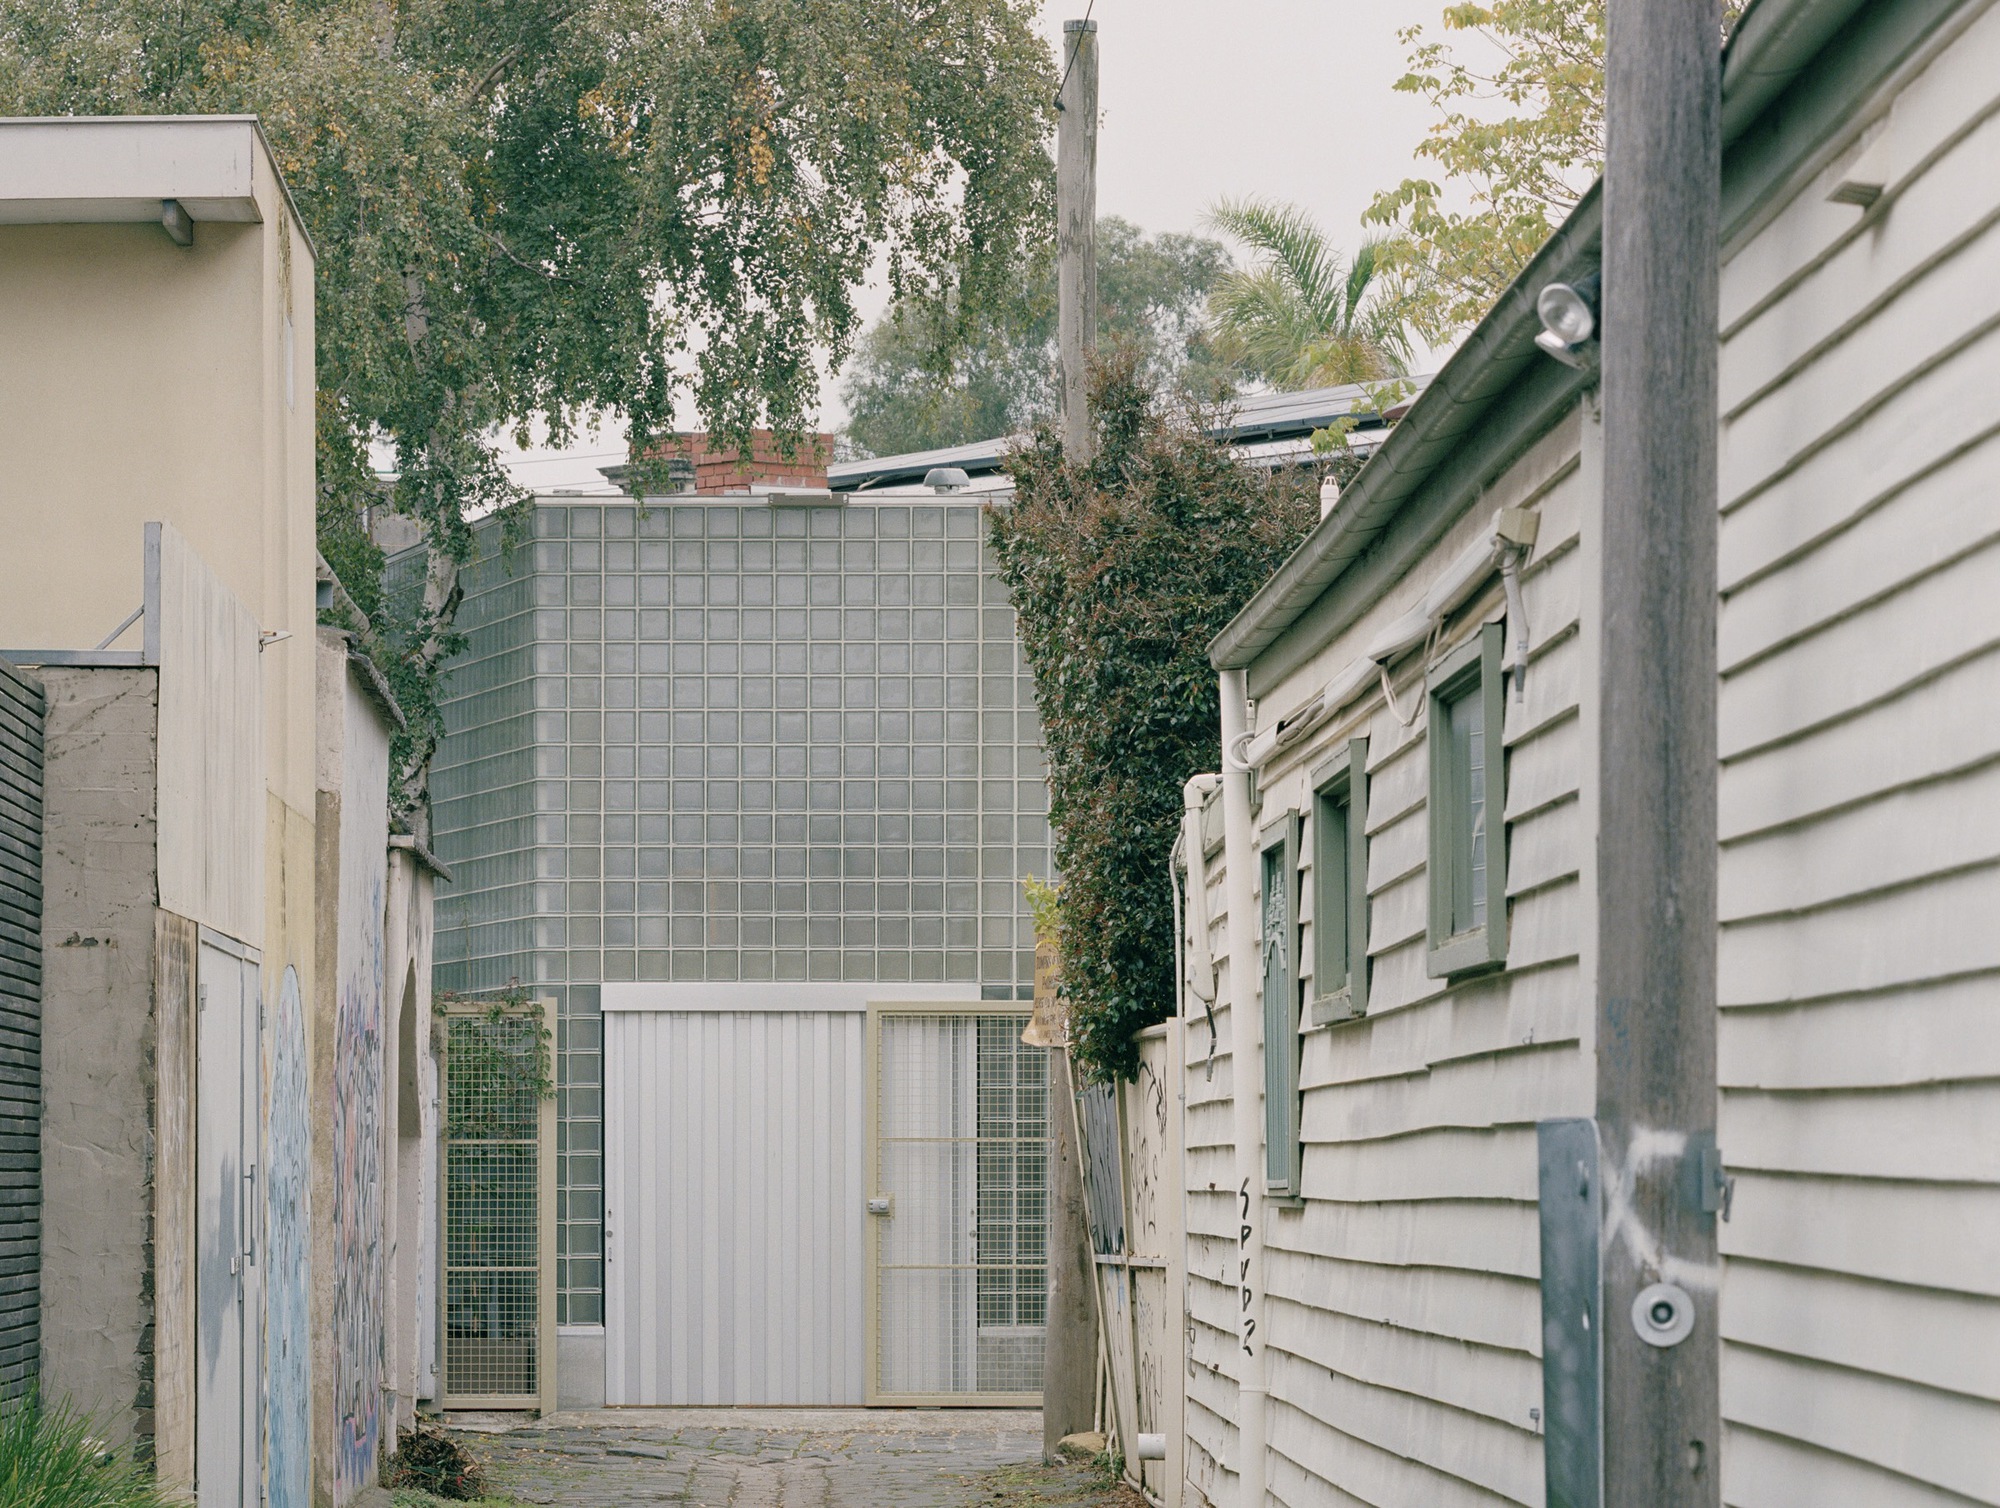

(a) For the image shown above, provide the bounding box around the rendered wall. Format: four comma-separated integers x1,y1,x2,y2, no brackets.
0,129,318,834
382,846,441,1435
36,669,160,1448
311,635,394,1506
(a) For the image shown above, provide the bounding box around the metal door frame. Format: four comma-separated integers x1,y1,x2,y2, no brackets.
439,997,557,1414
863,1001,1045,1408
194,927,262,1508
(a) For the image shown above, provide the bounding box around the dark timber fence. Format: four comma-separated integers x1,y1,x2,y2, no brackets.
0,655,43,1399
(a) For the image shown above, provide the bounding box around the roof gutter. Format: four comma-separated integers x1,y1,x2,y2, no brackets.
1206,0,1917,679
1209,183,1601,673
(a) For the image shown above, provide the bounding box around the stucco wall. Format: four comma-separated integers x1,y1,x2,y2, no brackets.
0,129,318,824
37,668,158,1444
312,634,394,1506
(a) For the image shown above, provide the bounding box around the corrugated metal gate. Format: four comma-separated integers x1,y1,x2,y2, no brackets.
604,1008,868,1405
442,1001,556,1412
0,656,42,1400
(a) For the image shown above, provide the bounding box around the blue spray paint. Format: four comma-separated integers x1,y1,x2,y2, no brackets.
265,965,311,1508
332,870,386,1500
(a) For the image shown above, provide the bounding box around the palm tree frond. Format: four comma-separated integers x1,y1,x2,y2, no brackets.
1203,201,1419,391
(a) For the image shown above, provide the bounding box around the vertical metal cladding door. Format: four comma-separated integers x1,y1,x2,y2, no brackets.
868,1007,1046,1405
604,1009,867,1405
195,936,261,1508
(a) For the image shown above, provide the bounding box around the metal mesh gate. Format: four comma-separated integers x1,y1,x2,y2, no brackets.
869,1007,1046,1404
442,1002,555,1411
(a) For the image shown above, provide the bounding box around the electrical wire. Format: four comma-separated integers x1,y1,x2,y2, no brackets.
1053,0,1097,109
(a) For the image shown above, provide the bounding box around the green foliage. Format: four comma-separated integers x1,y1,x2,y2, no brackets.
989,354,1321,1080
0,1392,175,1508
1364,0,1605,343
438,989,556,1126
1203,199,1417,389
1021,875,1062,944
0,0,1057,827
840,217,1232,458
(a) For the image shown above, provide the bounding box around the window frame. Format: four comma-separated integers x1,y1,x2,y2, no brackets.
1309,736,1371,1026
1426,621,1508,978
1257,811,1303,1198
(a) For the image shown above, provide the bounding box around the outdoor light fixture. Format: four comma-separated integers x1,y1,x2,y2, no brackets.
1534,270,1601,368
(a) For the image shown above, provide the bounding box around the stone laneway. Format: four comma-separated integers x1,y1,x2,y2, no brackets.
449,1408,1050,1508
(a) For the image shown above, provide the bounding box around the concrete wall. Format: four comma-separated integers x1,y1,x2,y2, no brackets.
1184,407,1598,1507
36,668,159,1446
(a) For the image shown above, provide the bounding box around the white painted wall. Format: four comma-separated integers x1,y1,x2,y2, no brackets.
1715,6,2000,1500
1183,409,1599,1507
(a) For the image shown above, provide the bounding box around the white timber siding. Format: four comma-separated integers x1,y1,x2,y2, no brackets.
1716,7,2000,1502
1184,410,1599,1506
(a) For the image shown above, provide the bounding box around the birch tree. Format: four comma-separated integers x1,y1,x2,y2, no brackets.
0,0,1056,831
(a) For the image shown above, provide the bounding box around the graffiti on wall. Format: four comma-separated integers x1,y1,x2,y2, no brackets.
265,965,311,1508
332,871,386,1500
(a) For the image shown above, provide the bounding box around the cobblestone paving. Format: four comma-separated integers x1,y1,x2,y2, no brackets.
449,1408,1049,1508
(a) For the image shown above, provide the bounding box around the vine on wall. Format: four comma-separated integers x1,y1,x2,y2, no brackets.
990,354,1341,1080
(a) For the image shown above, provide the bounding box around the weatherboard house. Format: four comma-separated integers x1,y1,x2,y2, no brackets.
1158,1,2000,1505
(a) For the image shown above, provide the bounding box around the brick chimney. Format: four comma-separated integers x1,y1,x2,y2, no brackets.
631,430,833,494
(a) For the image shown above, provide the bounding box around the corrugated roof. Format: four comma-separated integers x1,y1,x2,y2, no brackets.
826,377,1434,492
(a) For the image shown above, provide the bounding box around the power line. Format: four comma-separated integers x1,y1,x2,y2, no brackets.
1054,0,1096,110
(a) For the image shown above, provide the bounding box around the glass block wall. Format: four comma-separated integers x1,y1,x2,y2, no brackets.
419,493,1051,1324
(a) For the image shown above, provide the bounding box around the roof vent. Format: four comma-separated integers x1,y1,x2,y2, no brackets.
924,467,971,494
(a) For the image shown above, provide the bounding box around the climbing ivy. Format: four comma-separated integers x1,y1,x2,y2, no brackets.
437,989,555,1137
989,354,1342,1081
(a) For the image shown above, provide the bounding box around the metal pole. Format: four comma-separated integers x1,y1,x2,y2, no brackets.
1598,0,1721,1502
1056,17,1098,464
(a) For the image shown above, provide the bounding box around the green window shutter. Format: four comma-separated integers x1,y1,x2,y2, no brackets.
1260,814,1302,1197
1310,736,1370,1025
1426,623,1508,979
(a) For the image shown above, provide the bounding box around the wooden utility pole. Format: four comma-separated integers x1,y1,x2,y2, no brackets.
1056,16,1098,463
1597,0,1722,1503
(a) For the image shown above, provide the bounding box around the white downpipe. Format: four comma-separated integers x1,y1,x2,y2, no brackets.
1218,668,1268,1508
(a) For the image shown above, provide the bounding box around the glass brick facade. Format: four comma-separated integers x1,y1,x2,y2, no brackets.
417,493,1051,1324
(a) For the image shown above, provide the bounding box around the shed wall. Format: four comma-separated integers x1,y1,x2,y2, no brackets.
1186,411,1597,1507
1715,7,2000,1502
0,657,42,1400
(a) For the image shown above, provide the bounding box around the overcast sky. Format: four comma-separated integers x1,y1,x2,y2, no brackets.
500,0,1446,493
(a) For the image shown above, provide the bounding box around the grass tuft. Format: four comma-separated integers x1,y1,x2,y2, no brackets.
0,1393,176,1508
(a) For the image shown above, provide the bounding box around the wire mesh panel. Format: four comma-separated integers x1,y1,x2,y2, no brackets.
871,1008,1045,1403
443,1006,555,1409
